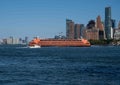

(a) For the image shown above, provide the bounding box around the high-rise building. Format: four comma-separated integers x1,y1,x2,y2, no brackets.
96,15,104,31
25,36,29,44
84,20,99,40
74,24,81,39
87,20,95,29
84,28,99,40
96,15,105,39
6,37,13,44
114,21,120,40
105,7,113,39
111,19,116,28
13,38,19,44
114,29,120,40
66,19,74,39
80,24,85,38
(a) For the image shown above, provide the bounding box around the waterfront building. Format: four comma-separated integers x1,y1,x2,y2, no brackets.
105,7,113,39
54,35,66,39
80,24,85,38
114,29,120,40
6,37,21,44
12,38,19,44
25,36,29,44
111,19,116,29
84,28,99,40
96,15,104,31
87,20,96,29
6,37,13,44
118,21,120,29
66,19,74,39
19,38,23,44
1,37,30,45
96,15,105,39
74,24,81,39
2,39,7,44
0,39,3,44
84,20,99,40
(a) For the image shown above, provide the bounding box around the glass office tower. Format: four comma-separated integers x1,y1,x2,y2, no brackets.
105,7,113,39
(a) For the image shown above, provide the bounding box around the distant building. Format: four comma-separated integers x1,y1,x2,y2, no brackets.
96,15,105,40
54,35,60,39
114,29,120,40
25,36,29,44
13,38,19,44
19,38,23,44
84,28,99,40
96,15,104,31
80,24,85,38
54,35,66,39
1,37,27,45
6,37,13,44
105,7,113,39
66,19,74,39
84,20,99,40
111,19,116,29
87,20,96,29
118,21,120,29
2,39,7,44
0,39,3,44
6,37,21,44
74,24,81,39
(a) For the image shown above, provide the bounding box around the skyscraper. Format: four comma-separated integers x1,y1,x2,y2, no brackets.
84,28,99,40
84,20,99,40
66,19,74,39
105,7,113,39
74,24,81,39
96,15,104,39
111,19,116,28
25,36,29,44
80,24,85,38
96,15,104,31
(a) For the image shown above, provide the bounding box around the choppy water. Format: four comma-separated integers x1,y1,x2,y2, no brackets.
0,45,120,85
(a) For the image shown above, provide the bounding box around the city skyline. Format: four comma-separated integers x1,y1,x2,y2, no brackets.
0,0,120,39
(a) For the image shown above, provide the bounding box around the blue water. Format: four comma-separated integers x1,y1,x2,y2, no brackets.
0,45,120,85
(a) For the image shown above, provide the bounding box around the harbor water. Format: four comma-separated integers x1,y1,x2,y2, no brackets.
0,45,120,85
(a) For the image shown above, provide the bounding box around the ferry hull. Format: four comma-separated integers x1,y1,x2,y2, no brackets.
29,38,91,47
40,40,90,47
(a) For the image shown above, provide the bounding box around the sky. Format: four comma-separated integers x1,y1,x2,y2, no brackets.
0,0,120,39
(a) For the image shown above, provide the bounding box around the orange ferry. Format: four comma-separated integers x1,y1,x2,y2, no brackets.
29,37,91,47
